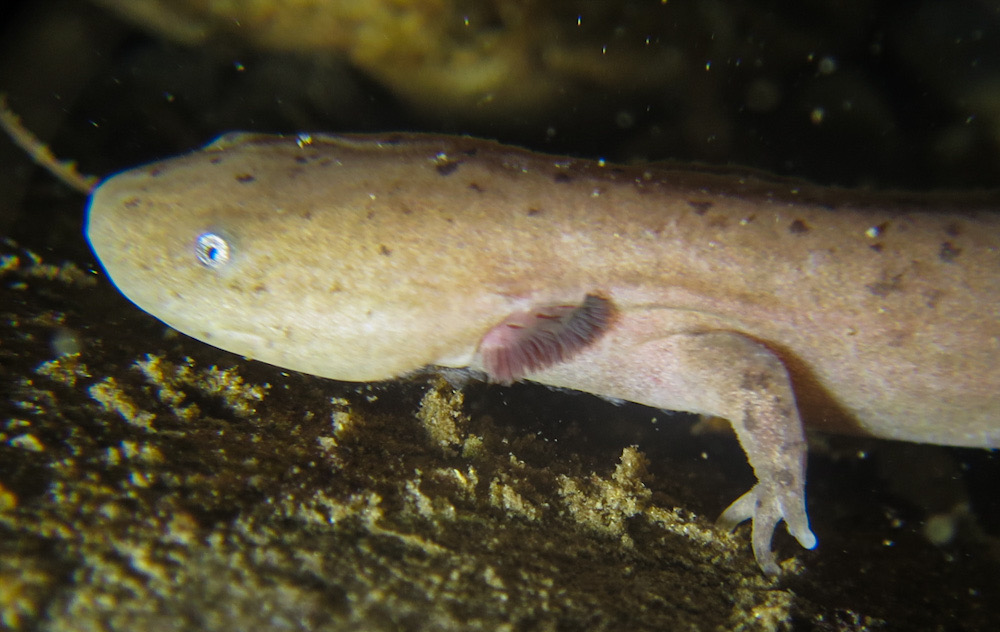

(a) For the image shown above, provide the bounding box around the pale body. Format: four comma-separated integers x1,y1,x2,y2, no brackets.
86,133,1000,573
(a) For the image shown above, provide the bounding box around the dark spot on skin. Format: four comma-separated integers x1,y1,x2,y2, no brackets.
707,216,728,229
923,289,944,309
123,197,141,208
235,173,256,183
148,168,163,178
688,200,713,215
210,157,222,165
788,219,809,234
319,157,333,167
866,273,903,298
366,209,376,220
742,406,758,431
253,284,267,293
468,182,485,193
379,245,391,256
527,207,542,217
301,210,312,221
939,241,962,263
865,222,891,242
295,156,309,164
436,161,460,176
776,470,795,488
462,148,478,157
945,222,961,237
869,243,884,253
740,371,770,391
553,172,572,183
886,330,912,348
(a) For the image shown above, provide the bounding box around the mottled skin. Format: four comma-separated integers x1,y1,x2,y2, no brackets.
86,133,1000,574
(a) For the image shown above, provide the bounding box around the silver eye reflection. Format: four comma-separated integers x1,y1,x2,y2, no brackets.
195,232,231,268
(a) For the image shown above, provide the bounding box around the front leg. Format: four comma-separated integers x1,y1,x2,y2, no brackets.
530,328,818,574
691,332,818,573
641,331,817,573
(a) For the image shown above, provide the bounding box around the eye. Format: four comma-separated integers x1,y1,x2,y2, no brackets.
195,232,231,268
